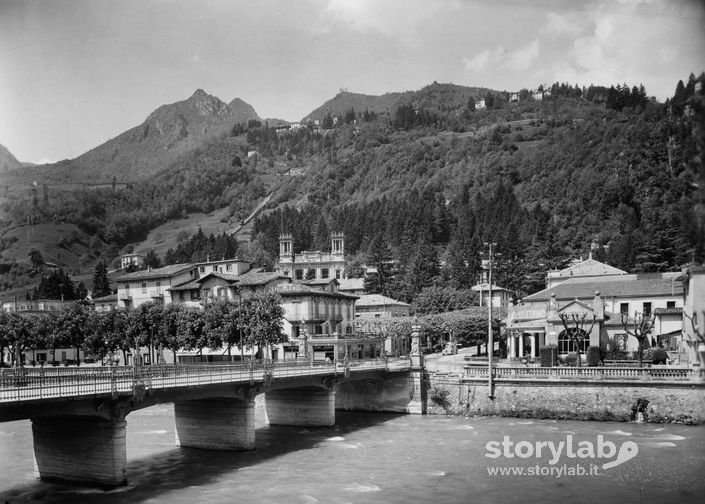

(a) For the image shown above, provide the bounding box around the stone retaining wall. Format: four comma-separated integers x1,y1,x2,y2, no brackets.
427,374,705,424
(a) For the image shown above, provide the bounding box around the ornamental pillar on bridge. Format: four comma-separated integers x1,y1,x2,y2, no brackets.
31,415,128,487
407,324,427,414
174,390,257,451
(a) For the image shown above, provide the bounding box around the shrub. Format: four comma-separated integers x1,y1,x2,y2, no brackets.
605,347,628,360
560,353,578,367
539,345,558,367
645,347,669,365
429,386,451,411
586,346,602,366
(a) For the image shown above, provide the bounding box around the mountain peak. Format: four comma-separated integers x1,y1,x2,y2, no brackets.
192,88,208,97
0,143,23,173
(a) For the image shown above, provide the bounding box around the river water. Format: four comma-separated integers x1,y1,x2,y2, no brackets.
1,399,704,504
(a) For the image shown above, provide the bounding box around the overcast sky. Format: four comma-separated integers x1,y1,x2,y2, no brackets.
1,0,704,164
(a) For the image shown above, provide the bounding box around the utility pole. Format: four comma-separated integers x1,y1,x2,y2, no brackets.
485,242,496,399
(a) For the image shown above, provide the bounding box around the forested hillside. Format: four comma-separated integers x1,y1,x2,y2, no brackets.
1,75,703,304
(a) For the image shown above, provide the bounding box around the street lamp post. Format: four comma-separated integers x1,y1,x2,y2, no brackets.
485,242,496,399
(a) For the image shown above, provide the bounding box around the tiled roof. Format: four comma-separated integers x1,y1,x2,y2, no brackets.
198,272,240,283
92,294,118,303
547,258,627,279
237,270,290,286
116,263,194,281
276,283,358,299
524,272,683,302
168,280,201,292
356,294,410,308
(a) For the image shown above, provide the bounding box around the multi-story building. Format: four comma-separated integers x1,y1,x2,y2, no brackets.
276,279,365,361
505,258,684,361
277,232,347,281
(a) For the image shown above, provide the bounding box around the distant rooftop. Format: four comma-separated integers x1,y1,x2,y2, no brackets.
116,263,195,281
524,272,683,302
356,294,410,308
547,257,627,280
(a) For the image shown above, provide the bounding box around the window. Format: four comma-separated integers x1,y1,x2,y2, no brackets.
213,265,218,272
226,264,232,271
620,303,629,315
200,266,205,273
321,268,329,279
558,329,589,354
667,301,676,309
295,269,304,280
142,282,147,294
335,269,341,279
643,302,652,316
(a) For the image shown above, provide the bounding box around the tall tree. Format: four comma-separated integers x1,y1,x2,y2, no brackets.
92,261,112,298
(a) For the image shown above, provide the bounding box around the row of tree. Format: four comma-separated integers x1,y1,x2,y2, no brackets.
0,292,286,368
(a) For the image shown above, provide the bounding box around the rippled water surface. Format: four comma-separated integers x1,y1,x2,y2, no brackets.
1,399,704,503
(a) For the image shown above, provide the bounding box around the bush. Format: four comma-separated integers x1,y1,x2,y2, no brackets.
539,345,558,367
586,346,602,366
429,386,451,411
644,347,669,365
560,353,578,367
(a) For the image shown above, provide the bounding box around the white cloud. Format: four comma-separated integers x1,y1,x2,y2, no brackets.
463,47,503,73
542,11,586,38
323,0,458,39
538,0,705,99
464,40,540,74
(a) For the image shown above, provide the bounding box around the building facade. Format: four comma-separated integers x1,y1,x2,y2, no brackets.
505,258,684,361
277,233,347,281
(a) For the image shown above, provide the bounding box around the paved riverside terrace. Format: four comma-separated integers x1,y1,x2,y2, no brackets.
0,357,426,487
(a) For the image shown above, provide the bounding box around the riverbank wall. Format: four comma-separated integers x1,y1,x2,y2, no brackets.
426,372,705,424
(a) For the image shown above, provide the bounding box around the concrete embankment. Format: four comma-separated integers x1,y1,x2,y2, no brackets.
426,372,705,424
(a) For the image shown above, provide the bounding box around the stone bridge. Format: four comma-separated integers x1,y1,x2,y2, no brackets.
0,357,426,487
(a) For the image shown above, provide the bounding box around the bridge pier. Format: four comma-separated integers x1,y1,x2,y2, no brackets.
174,397,256,450
31,416,127,487
265,386,336,426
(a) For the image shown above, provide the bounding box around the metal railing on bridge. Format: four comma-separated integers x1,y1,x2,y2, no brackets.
0,357,411,403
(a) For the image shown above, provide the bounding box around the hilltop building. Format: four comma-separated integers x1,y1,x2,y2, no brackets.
505,258,684,362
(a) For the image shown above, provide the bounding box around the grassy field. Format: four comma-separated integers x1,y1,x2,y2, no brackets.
129,207,235,258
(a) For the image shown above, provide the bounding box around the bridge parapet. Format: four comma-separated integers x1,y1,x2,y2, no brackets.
0,357,411,406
